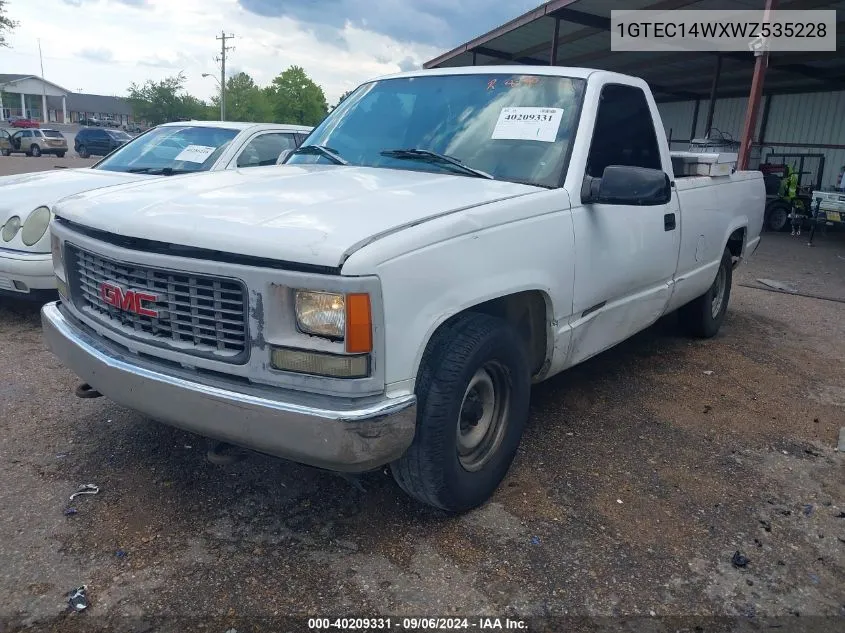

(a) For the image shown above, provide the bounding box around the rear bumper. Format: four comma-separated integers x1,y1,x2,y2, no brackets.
41,302,417,472
0,249,55,294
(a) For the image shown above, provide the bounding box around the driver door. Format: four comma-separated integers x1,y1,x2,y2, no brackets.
12,131,26,150
567,83,680,367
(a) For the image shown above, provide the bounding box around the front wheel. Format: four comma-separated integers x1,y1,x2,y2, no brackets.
391,313,531,513
679,248,733,338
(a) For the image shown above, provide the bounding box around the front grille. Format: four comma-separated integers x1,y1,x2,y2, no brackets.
67,244,249,363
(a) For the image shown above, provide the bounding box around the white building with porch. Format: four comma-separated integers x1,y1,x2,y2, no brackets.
0,74,70,123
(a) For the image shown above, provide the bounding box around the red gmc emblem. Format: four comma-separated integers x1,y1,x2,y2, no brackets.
99,281,159,318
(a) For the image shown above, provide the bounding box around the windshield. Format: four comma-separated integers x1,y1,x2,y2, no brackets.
286,73,585,188
95,125,239,173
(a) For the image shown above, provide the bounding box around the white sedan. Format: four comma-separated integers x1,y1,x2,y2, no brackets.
0,121,312,300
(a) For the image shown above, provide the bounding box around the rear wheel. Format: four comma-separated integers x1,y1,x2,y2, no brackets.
391,313,531,512
77,144,89,158
766,201,790,232
30,144,41,157
679,248,733,338
57,152,66,158
0,149,9,157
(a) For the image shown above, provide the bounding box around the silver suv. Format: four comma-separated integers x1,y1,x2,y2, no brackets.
9,129,68,157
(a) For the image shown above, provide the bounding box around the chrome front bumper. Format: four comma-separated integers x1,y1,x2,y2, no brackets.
42,302,417,472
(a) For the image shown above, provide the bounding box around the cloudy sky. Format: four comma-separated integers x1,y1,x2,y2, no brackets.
3,0,539,104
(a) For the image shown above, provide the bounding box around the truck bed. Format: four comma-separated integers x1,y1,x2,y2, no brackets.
666,169,766,313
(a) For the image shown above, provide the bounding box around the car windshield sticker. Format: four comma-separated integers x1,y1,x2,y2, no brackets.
174,145,217,163
492,107,564,143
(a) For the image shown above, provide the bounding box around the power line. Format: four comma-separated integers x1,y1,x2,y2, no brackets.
215,31,235,121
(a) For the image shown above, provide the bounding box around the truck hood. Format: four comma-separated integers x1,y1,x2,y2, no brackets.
53,164,542,268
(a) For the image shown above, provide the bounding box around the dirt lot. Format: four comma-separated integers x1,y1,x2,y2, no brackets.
0,208,843,629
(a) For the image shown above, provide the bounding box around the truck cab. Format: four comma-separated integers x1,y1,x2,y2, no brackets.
41,67,765,512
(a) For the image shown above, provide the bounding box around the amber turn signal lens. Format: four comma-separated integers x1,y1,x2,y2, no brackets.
270,347,369,378
345,293,372,353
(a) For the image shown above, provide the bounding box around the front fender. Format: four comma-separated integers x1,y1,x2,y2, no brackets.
355,208,577,391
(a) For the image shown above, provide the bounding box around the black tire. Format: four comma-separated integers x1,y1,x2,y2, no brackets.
0,149,9,157
679,248,733,339
391,313,531,513
766,202,790,232
77,145,89,158
30,144,41,157
57,152,65,158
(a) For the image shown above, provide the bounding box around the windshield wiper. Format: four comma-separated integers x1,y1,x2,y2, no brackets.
126,167,191,176
290,144,348,165
380,149,493,180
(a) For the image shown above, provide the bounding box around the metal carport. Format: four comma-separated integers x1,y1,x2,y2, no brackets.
424,0,845,177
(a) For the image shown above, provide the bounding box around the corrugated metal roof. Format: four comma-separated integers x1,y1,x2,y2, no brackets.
426,0,845,101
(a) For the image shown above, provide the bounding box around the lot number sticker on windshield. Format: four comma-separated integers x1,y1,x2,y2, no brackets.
492,107,564,143
174,145,217,163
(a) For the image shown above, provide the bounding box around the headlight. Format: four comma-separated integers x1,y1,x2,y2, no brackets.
21,206,52,246
295,291,345,339
2,215,21,242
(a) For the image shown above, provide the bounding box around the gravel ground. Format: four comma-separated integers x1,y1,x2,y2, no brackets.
0,223,843,631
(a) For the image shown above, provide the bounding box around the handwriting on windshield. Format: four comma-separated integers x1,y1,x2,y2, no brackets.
504,77,541,88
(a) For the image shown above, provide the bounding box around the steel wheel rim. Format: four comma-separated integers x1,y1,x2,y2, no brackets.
711,264,727,319
456,361,510,472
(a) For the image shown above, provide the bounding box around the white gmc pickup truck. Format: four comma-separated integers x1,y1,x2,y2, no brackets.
42,67,765,512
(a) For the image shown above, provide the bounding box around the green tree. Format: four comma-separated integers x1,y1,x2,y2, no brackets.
331,90,353,111
265,66,328,126
211,72,273,122
0,0,19,48
179,94,214,121
127,73,211,125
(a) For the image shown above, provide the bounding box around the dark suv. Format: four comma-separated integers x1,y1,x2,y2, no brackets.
75,127,132,158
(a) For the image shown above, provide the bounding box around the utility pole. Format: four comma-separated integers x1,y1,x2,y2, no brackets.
215,31,235,121
38,39,47,123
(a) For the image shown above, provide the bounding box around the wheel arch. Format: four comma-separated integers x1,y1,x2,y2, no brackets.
722,218,748,261
410,288,555,392
726,225,746,265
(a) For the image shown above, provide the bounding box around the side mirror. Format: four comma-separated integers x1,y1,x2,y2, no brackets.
581,165,671,206
276,149,293,165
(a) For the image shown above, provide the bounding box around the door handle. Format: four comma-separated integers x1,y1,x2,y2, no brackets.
664,213,676,231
